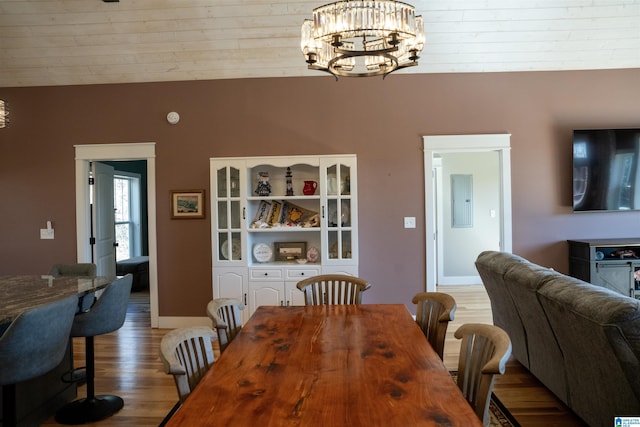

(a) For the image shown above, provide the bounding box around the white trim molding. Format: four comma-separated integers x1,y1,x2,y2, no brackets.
74,143,160,327
423,134,512,292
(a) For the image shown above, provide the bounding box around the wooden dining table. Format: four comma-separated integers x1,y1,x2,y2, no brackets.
166,304,483,426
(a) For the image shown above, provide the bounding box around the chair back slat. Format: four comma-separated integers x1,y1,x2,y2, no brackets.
206,298,245,353
176,335,215,391
296,274,371,306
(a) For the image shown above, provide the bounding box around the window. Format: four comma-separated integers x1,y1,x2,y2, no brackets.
114,172,141,261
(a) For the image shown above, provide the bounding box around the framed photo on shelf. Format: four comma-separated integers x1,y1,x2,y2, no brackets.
171,190,206,219
274,242,307,261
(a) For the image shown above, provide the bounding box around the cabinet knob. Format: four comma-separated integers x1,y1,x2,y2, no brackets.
264,272,268,276
301,272,305,276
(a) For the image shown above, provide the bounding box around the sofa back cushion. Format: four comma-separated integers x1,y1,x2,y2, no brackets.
537,277,640,426
503,261,569,404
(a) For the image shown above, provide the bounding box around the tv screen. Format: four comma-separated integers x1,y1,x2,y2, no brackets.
573,128,640,212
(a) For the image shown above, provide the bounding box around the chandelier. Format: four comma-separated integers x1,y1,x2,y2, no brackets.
301,1,424,79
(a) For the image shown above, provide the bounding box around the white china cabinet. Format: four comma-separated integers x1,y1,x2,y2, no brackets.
211,155,358,320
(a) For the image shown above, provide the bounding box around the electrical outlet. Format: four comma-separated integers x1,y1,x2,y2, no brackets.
404,217,416,228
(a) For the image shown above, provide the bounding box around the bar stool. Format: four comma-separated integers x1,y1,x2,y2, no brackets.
55,274,133,425
49,263,98,385
49,263,97,313
0,295,78,427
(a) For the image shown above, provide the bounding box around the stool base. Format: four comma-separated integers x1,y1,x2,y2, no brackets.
61,367,87,385
55,395,123,425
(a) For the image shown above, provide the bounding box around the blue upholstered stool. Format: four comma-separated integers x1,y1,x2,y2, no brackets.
55,274,133,425
0,295,79,427
49,263,98,385
49,263,97,313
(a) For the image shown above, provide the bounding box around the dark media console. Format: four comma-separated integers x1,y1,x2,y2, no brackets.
568,238,640,299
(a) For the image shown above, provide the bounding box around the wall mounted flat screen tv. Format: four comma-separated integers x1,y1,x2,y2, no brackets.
573,128,640,212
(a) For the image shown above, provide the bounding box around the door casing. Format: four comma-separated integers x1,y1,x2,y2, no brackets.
75,143,159,327
423,134,512,292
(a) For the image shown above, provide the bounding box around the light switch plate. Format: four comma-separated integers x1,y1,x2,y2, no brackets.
404,217,416,228
40,229,55,239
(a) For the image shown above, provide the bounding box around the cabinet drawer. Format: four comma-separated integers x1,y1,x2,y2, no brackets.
286,267,321,280
250,268,283,280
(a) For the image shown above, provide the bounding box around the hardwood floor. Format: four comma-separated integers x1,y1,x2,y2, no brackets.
41,286,586,426
41,292,177,427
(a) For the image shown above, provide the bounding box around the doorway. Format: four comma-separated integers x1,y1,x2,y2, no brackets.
75,143,159,328
423,134,512,291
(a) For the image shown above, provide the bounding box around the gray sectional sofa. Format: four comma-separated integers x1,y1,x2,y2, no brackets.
475,250,640,427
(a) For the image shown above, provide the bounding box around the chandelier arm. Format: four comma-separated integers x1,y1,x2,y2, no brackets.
333,46,399,56
328,52,399,78
306,63,340,81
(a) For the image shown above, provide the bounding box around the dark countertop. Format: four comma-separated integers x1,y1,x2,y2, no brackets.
0,275,111,325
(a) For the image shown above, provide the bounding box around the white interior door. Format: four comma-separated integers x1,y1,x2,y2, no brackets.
92,161,117,279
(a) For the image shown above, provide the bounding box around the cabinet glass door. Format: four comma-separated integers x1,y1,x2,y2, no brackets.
594,263,634,297
323,159,355,263
215,165,243,263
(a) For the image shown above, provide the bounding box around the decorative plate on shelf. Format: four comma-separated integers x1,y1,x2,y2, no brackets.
307,246,320,263
253,243,273,263
221,238,241,260
328,201,350,226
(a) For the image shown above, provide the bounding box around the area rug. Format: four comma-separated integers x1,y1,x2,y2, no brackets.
490,393,520,427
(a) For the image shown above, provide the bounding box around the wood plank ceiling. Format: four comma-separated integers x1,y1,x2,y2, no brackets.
0,0,639,88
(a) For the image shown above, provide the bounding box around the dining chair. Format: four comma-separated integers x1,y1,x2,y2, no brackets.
296,274,371,305
411,292,457,359
55,274,133,425
206,298,245,353
160,326,218,403
0,295,78,427
454,323,512,427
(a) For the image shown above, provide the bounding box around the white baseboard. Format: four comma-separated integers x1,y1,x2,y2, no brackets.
157,316,210,329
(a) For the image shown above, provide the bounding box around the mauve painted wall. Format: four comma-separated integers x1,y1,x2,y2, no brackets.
1,69,639,316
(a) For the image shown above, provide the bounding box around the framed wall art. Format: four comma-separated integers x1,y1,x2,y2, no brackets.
171,190,205,219
274,241,307,261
